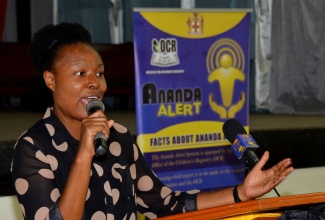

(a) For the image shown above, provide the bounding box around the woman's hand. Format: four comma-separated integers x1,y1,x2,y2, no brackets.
79,110,114,159
238,151,294,201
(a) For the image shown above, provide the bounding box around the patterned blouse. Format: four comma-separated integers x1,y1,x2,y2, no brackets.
11,108,198,220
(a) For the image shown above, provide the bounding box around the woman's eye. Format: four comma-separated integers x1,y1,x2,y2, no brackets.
96,72,105,77
75,71,85,76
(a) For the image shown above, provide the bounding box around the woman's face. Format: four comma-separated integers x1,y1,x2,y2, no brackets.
45,42,107,122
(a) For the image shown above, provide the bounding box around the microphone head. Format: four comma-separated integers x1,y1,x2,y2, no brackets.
86,99,105,115
222,119,247,143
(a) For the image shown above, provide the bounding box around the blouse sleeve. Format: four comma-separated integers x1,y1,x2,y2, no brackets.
12,137,61,220
132,141,199,219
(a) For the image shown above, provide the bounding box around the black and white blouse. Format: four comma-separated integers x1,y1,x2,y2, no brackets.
12,108,198,220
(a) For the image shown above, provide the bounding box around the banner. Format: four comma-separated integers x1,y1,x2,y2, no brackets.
134,8,251,191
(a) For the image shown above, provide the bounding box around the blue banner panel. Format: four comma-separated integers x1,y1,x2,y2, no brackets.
134,9,251,191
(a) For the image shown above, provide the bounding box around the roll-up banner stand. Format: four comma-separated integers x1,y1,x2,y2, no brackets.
134,8,252,192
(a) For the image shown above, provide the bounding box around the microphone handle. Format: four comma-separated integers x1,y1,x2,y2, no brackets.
94,132,107,156
245,150,259,166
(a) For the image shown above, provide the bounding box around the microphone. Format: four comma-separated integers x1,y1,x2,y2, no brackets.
223,119,282,197
222,119,259,166
86,99,107,157
223,118,282,197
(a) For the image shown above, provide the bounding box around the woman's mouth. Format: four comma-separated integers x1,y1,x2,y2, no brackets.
81,96,100,106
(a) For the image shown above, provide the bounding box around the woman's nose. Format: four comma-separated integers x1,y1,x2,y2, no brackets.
87,74,100,89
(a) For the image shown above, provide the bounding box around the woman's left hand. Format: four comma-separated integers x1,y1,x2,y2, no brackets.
238,151,294,201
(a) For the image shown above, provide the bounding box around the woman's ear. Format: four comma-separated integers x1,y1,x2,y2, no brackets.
43,71,55,92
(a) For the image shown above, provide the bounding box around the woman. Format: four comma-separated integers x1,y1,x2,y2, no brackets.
11,23,294,220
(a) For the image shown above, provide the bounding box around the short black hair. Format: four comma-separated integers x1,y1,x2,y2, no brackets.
30,22,92,73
